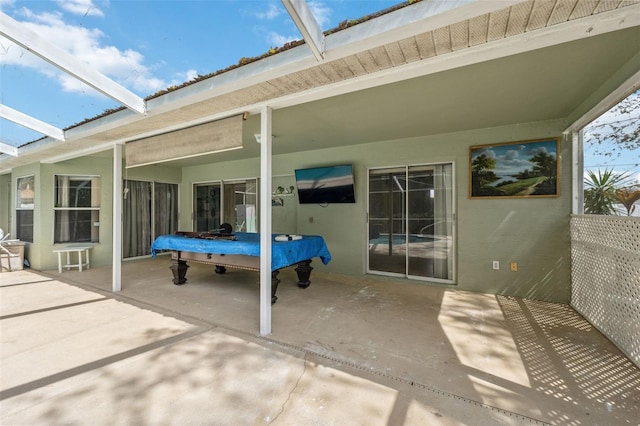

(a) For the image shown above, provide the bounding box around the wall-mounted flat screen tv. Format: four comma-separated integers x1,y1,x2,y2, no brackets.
294,164,356,204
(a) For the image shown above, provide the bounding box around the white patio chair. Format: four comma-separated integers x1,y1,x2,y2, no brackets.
0,231,20,272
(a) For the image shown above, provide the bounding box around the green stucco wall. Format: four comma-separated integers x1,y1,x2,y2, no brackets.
0,174,11,235
7,158,115,270
179,118,571,303
4,118,571,303
6,157,182,271
125,164,182,184
4,163,41,268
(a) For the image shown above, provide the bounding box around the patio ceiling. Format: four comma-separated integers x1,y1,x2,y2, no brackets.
1,0,639,172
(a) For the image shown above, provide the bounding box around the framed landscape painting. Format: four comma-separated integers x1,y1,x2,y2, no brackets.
470,138,559,198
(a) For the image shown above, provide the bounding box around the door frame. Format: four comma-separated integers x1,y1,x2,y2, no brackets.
366,161,456,284
192,177,259,233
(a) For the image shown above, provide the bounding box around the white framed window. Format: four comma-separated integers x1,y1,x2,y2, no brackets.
16,175,35,242
54,175,101,243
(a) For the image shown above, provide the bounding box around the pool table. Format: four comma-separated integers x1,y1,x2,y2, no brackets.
151,232,331,303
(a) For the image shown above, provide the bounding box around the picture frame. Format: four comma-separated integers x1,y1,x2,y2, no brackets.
470,137,559,198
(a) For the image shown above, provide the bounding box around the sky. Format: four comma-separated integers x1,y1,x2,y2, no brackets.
0,0,399,146
583,90,640,185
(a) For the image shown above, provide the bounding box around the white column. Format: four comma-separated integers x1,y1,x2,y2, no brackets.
112,144,123,292
259,106,273,335
571,131,584,215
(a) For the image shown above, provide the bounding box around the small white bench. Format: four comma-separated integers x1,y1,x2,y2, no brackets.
53,245,93,273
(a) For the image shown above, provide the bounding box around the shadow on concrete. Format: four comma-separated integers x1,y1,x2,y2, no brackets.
1,258,638,424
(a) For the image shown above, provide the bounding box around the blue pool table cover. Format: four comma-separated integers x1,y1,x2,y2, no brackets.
151,232,331,271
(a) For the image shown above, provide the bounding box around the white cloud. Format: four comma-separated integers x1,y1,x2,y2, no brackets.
169,69,199,86
252,0,331,28
308,1,332,29
254,2,282,20
267,32,298,47
0,8,166,95
0,0,16,9
184,69,199,82
257,0,333,47
55,0,104,17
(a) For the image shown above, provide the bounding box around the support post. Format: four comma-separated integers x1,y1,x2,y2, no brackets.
112,144,123,292
571,131,584,215
259,106,273,335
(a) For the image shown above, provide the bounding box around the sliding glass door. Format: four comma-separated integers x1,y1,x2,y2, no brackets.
368,163,455,282
194,179,258,233
368,167,407,274
123,180,178,259
223,180,257,232
194,183,221,232
154,183,179,237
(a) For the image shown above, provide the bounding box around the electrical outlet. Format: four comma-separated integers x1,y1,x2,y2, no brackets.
511,262,518,272
492,261,500,270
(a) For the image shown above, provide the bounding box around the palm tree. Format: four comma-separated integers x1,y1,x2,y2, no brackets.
583,169,630,215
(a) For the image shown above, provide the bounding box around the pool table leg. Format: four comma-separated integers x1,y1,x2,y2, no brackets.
271,270,280,304
295,259,313,288
170,259,189,285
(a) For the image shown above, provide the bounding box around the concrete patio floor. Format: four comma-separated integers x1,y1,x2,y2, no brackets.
1,257,639,425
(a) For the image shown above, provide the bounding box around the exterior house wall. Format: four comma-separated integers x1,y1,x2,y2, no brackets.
18,158,115,271
6,158,183,271
3,118,571,303
271,174,298,235
125,164,182,184
181,118,572,303
456,121,571,303
1,174,11,235
5,163,41,268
